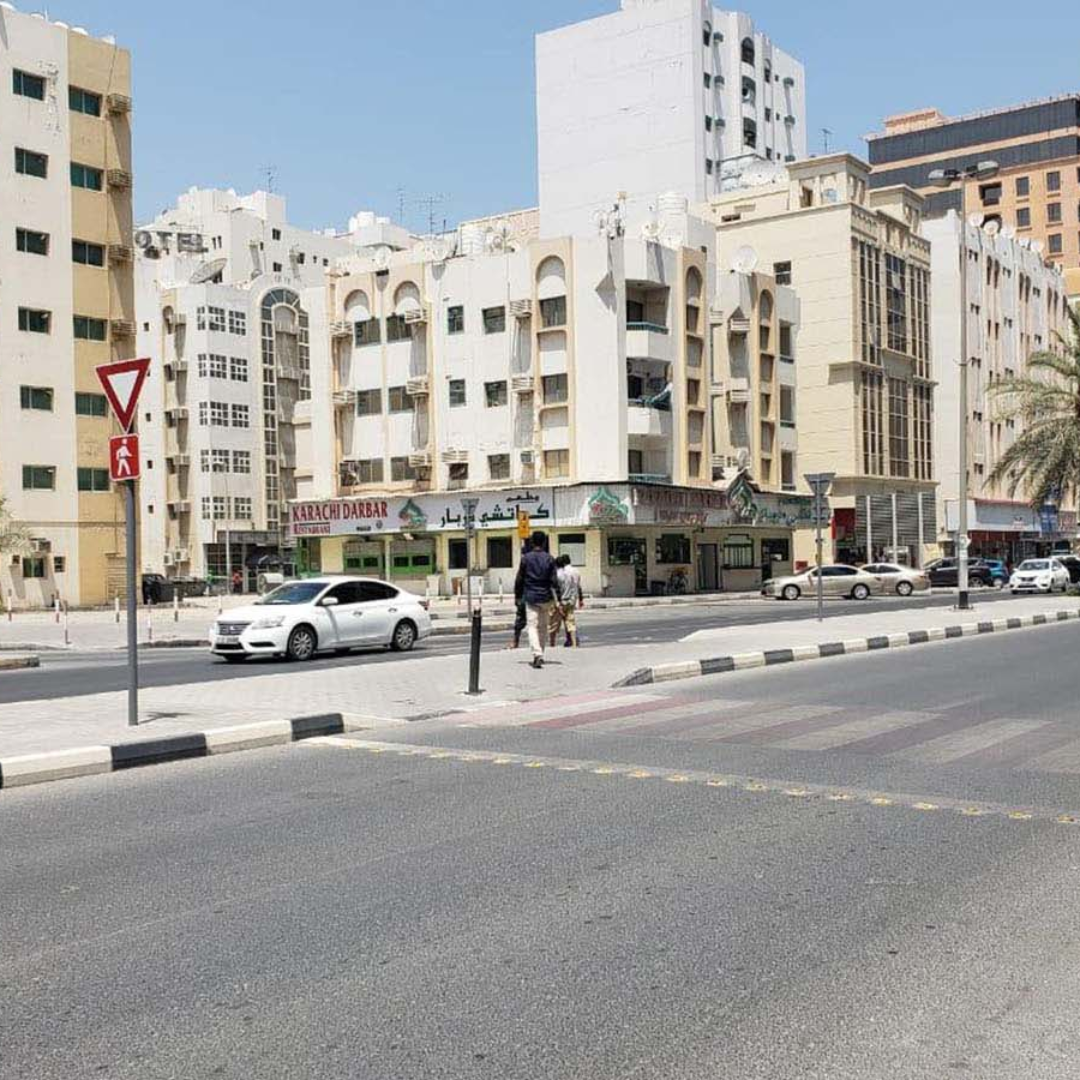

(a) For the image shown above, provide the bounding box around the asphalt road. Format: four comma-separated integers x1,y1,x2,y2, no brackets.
0,589,1017,703
3,623,1080,1078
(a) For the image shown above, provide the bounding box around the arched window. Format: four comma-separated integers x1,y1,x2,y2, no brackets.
685,267,703,304
741,76,756,106
394,281,421,316
743,118,757,149
536,256,568,329
702,21,712,46
741,36,755,65
759,291,774,324
343,289,371,322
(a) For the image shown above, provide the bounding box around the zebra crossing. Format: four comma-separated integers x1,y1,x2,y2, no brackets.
446,688,1080,776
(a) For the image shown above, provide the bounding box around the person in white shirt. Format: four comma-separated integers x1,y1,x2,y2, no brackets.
549,555,584,647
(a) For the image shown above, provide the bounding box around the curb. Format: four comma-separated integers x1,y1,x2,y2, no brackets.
0,712,362,792
0,655,39,671
614,608,1080,688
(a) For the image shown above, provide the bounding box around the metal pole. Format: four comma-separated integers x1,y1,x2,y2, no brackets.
468,607,483,695
957,225,971,611
124,479,139,727
816,489,824,623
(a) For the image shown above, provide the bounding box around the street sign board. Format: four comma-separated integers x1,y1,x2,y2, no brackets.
517,508,531,540
96,357,150,432
803,472,836,497
109,433,140,482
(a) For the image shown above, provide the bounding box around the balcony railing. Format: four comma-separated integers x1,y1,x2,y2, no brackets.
627,321,669,334
629,472,672,485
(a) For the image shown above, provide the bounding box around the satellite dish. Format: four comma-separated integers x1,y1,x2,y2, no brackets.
372,246,392,271
984,219,1000,237
967,213,985,229
731,245,759,274
188,258,227,285
423,238,451,264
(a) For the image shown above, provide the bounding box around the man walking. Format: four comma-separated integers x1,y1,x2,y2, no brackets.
549,554,584,648
514,531,560,669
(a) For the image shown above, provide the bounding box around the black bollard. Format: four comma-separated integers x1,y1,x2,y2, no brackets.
467,607,483,695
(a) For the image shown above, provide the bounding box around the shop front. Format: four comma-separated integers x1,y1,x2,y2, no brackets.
943,500,1079,565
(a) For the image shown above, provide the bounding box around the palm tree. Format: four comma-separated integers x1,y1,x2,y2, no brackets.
988,303,1080,510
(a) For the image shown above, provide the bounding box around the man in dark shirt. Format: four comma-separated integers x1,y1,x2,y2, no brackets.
514,530,560,668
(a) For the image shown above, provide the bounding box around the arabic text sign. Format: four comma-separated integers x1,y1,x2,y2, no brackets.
427,489,554,532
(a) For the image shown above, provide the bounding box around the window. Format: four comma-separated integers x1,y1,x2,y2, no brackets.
354,318,380,346
231,403,250,428
979,182,1002,206
449,379,467,407
740,36,755,64
542,373,568,404
229,356,248,382
228,310,247,335
233,450,251,474
70,162,103,190
779,323,794,360
15,147,48,178
68,86,102,116
13,69,46,100
271,228,282,241
888,377,909,478
447,305,465,334
77,467,110,492
773,261,792,286
75,392,107,417
703,73,712,89
72,239,105,266
913,385,933,481
488,453,510,481
656,534,691,565
779,385,795,426
723,534,755,569
705,116,713,132
16,228,49,255
348,459,382,484
1049,234,1063,255
484,380,508,408
210,449,230,473
233,497,253,520
356,388,382,416
780,452,795,491
207,401,228,427
885,253,908,352
861,370,884,475
558,534,587,567
386,314,410,342
628,448,644,475
447,462,469,489
1016,176,1030,197
207,306,226,331
743,118,757,150
543,449,569,478
487,536,514,569
482,306,506,334
1047,171,1061,193
22,465,55,490
22,557,47,579
272,262,283,273
448,538,469,571
540,296,566,328
73,315,107,341
20,386,53,411
19,308,51,334
1017,207,1031,228
391,456,416,482
705,158,714,176
386,385,410,413
1048,203,1062,224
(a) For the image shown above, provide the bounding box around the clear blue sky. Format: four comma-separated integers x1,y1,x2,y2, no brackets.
52,1,1080,232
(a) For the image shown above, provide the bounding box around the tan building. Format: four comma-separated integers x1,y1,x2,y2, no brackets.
866,97,1080,299
701,154,936,567
0,9,134,608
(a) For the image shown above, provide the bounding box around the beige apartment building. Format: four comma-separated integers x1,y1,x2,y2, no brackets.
867,97,1080,299
0,8,134,608
702,154,936,566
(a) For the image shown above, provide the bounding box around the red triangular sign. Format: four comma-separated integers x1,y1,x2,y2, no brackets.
95,357,150,432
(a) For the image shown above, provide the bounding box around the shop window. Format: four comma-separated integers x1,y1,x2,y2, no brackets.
21,556,47,579
487,536,514,569
723,534,755,569
608,537,646,566
761,538,791,564
448,538,469,571
655,533,691,565
558,533,587,567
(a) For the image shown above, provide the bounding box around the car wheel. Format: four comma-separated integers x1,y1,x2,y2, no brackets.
851,584,870,601
391,619,417,652
222,654,247,664
781,584,801,602
896,581,914,597
286,625,318,662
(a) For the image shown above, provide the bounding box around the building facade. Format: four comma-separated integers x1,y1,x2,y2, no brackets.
925,211,1071,561
702,155,937,566
0,7,134,608
537,0,806,238
866,97,1080,298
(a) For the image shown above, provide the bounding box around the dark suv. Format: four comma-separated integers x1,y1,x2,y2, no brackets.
926,558,995,588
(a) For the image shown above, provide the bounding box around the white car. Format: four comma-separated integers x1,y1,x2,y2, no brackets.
209,577,432,662
1009,558,1071,595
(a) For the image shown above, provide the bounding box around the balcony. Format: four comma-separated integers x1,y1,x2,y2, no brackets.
626,324,673,362
330,320,352,339
509,298,532,319
511,374,535,395
628,405,674,439
110,319,135,339
408,450,432,469
108,244,133,265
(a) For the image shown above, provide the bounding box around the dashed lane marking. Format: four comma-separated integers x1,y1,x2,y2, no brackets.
309,736,1080,827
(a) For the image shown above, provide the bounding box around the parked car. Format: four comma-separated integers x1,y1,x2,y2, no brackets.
1055,554,1080,584
762,565,879,602
861,563,931,597
1009,558,1071,595
976,559,1010,587
925,558,996,589
209,577,432,662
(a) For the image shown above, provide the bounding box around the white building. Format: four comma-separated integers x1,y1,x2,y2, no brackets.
136,189,406,585
925,211,1071,561
537,0,806,238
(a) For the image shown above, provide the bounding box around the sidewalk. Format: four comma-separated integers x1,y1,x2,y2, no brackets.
0,594,1077,764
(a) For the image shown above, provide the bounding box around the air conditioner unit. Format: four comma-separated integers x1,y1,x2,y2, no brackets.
441,449,468,464
709,304,725,325
406,375,430,396
511,374,535,394
408,451,432,469
163,552,175,567
509,299,533,318
30,538,51,554
106,168,132,191
168,500,191,513
403,306,428,325
519,450,535,465
111,319,135,339
332,389,357,407
109,244,133,264
165,407,188,422
174,548,190,563
107,92,132,115
167,453,190,468
330,320,352,338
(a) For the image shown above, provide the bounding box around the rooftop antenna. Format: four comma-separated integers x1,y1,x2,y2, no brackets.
414,193,447,237
261,164,278,193
821,128,832,154
396,187,408,224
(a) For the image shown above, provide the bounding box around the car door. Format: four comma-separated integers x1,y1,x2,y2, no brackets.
932,559,957,587
319,581,367,647
863,564,891,594
818,566,848,597
353,581,401,645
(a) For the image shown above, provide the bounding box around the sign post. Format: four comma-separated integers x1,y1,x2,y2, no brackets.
97,357,150,727
461,497,482,696
804,473,835,624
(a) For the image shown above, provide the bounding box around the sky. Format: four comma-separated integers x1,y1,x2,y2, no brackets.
41,0,1080,233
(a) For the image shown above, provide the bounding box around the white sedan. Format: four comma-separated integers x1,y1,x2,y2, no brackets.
1009,559,1071,595
209,577,432,662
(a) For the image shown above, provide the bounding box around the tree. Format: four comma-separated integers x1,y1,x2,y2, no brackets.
0,494,28,559
988,303,1080,510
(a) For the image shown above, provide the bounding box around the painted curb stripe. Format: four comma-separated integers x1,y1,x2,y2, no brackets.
110,734,208,770
290,713,345,740
764,649,795,666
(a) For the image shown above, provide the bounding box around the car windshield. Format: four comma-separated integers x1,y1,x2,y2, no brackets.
255,582,325,605
1018,561,1050,571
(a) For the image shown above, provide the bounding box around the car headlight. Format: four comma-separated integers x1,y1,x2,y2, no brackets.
251,616,286,629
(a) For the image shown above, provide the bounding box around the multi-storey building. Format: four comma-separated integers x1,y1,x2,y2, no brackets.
136,190,399,586
0,7,133,608
866,97,1080,298
701,154,937,566
292,202,810,597
537,0,806,237
924,211,1071,561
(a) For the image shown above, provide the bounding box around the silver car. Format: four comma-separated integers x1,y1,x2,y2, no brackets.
861,563,931,597
762,564,880,602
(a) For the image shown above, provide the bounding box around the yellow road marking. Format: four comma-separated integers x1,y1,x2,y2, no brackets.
912,802,939,811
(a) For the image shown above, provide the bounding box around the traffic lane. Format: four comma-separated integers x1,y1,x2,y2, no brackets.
2,740,1077,1079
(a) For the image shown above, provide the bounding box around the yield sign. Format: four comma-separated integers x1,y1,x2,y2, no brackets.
96,357,150,432
109,433,140,482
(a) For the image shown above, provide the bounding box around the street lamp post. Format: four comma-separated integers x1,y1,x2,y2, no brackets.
928,160,999,611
